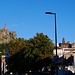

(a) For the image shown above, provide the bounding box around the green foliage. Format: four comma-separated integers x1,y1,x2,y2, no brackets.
8,38,26,56
26,33,54,59
0,33,54,74
0,43,8,56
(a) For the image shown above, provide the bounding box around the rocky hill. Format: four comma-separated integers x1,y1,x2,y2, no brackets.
0,24,17,44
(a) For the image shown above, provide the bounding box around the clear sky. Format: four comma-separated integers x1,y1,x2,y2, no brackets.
0,0,75,44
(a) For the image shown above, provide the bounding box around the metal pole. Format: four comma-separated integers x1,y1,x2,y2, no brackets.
54,13,57,56
54,13,58,75
45,12,58,75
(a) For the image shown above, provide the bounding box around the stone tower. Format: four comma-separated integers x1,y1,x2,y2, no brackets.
4,23,6,30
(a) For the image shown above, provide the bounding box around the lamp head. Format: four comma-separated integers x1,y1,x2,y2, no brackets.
45,12,55,14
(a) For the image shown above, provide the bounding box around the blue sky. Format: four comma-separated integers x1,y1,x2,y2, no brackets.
0,0,75,44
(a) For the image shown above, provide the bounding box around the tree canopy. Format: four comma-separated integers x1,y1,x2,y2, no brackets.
1,33,54,74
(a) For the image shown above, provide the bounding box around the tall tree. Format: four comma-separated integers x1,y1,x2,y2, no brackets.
7,33,54,74
27,33,54,58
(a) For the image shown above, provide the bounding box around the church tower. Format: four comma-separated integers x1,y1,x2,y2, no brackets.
4,23,6,30
62,37,65,43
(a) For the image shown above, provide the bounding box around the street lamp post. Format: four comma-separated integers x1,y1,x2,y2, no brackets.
45,12,57,56
45,12,58,75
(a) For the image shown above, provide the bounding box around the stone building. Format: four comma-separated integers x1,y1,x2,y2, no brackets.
59,38,71,48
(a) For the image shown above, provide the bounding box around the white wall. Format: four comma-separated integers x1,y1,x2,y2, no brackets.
53,48,64,57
